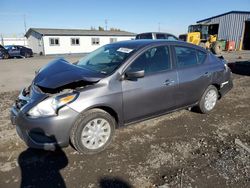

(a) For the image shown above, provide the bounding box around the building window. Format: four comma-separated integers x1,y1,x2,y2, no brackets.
49,38,60,46
91,38,100,45
71,38,80,45
110,38,117,43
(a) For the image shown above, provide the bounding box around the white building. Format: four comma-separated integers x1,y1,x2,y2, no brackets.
0,37,28,47
25,28,136,55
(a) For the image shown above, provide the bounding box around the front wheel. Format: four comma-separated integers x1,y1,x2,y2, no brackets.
70,109,116,154
4,53,9,59
198,85,218,114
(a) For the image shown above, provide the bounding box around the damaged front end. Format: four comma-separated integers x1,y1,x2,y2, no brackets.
10,82,81,150
35,79,95,94
33,58,103,93
10,58,102,149
15,58,103,118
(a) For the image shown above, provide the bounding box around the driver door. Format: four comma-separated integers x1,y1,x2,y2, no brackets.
122,45,178,123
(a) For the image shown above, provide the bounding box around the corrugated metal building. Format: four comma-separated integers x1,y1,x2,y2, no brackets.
197,11,250,50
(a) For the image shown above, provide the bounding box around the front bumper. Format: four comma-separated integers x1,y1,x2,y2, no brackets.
10,92,79,150
219,77,233,97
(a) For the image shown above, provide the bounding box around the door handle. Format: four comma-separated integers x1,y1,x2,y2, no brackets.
203,72,211,77
164,79,175,86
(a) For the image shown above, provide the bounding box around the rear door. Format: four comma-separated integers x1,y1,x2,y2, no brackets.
173,45,211,107
122,45,178,123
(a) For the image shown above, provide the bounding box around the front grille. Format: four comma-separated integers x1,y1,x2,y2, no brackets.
15,87,31,110
15,99,28,110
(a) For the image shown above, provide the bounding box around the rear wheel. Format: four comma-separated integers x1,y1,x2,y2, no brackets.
198,85,218,114
211,41,222,54
70,109,116,154
25,53,30,58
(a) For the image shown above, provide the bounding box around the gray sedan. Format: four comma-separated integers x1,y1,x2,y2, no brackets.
10,40,233,154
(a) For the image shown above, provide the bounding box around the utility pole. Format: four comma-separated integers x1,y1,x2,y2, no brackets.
23,14,27,34
0,34,4,46
158,22,161,32
105,19,108,31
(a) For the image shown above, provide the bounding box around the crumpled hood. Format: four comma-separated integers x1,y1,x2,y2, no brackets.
33,58,104,89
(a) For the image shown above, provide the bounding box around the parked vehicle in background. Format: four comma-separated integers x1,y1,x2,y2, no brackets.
0,44,10,59
185,24,224,54
10,40,233,154
179,34,187,41
4,45,33,58
136,32,179,41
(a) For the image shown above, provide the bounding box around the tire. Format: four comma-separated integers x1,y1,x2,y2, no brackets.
70,109,116,154
199,42,206,49
198,85,218,114
24,53,30,58
211,42,222,54
4,53,9,59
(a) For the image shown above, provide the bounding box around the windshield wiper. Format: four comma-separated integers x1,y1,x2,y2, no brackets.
100,71,107,75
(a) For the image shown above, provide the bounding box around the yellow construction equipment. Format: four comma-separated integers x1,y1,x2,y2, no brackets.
186,24,222,54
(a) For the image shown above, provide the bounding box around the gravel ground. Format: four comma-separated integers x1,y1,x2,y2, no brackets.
0,51,249,188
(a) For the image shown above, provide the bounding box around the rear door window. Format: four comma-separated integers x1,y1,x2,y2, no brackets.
174,46,197,68
174,46,207,68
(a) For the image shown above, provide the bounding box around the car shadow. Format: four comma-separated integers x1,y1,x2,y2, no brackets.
18,135,68,188
99,177,132,188
227,61,250,76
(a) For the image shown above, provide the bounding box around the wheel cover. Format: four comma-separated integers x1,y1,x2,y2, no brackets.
204,90,217,111
81,118,111,150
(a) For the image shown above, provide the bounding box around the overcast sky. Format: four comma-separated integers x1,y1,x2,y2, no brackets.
1,0,250,37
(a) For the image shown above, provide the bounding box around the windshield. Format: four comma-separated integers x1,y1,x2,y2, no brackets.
188,25,208,34
4,45,11,50
77,44,135,75
188,25,201,32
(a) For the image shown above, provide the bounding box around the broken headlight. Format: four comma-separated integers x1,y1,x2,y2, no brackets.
27,93,78,117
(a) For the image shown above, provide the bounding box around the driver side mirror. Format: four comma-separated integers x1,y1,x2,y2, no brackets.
125,69,145,80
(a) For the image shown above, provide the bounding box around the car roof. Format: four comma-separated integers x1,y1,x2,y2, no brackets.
137,32,176,35
113,39,205,52
4,45,26,48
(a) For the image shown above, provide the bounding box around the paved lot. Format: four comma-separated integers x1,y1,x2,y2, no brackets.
0,51,249,188
0,54,84,92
